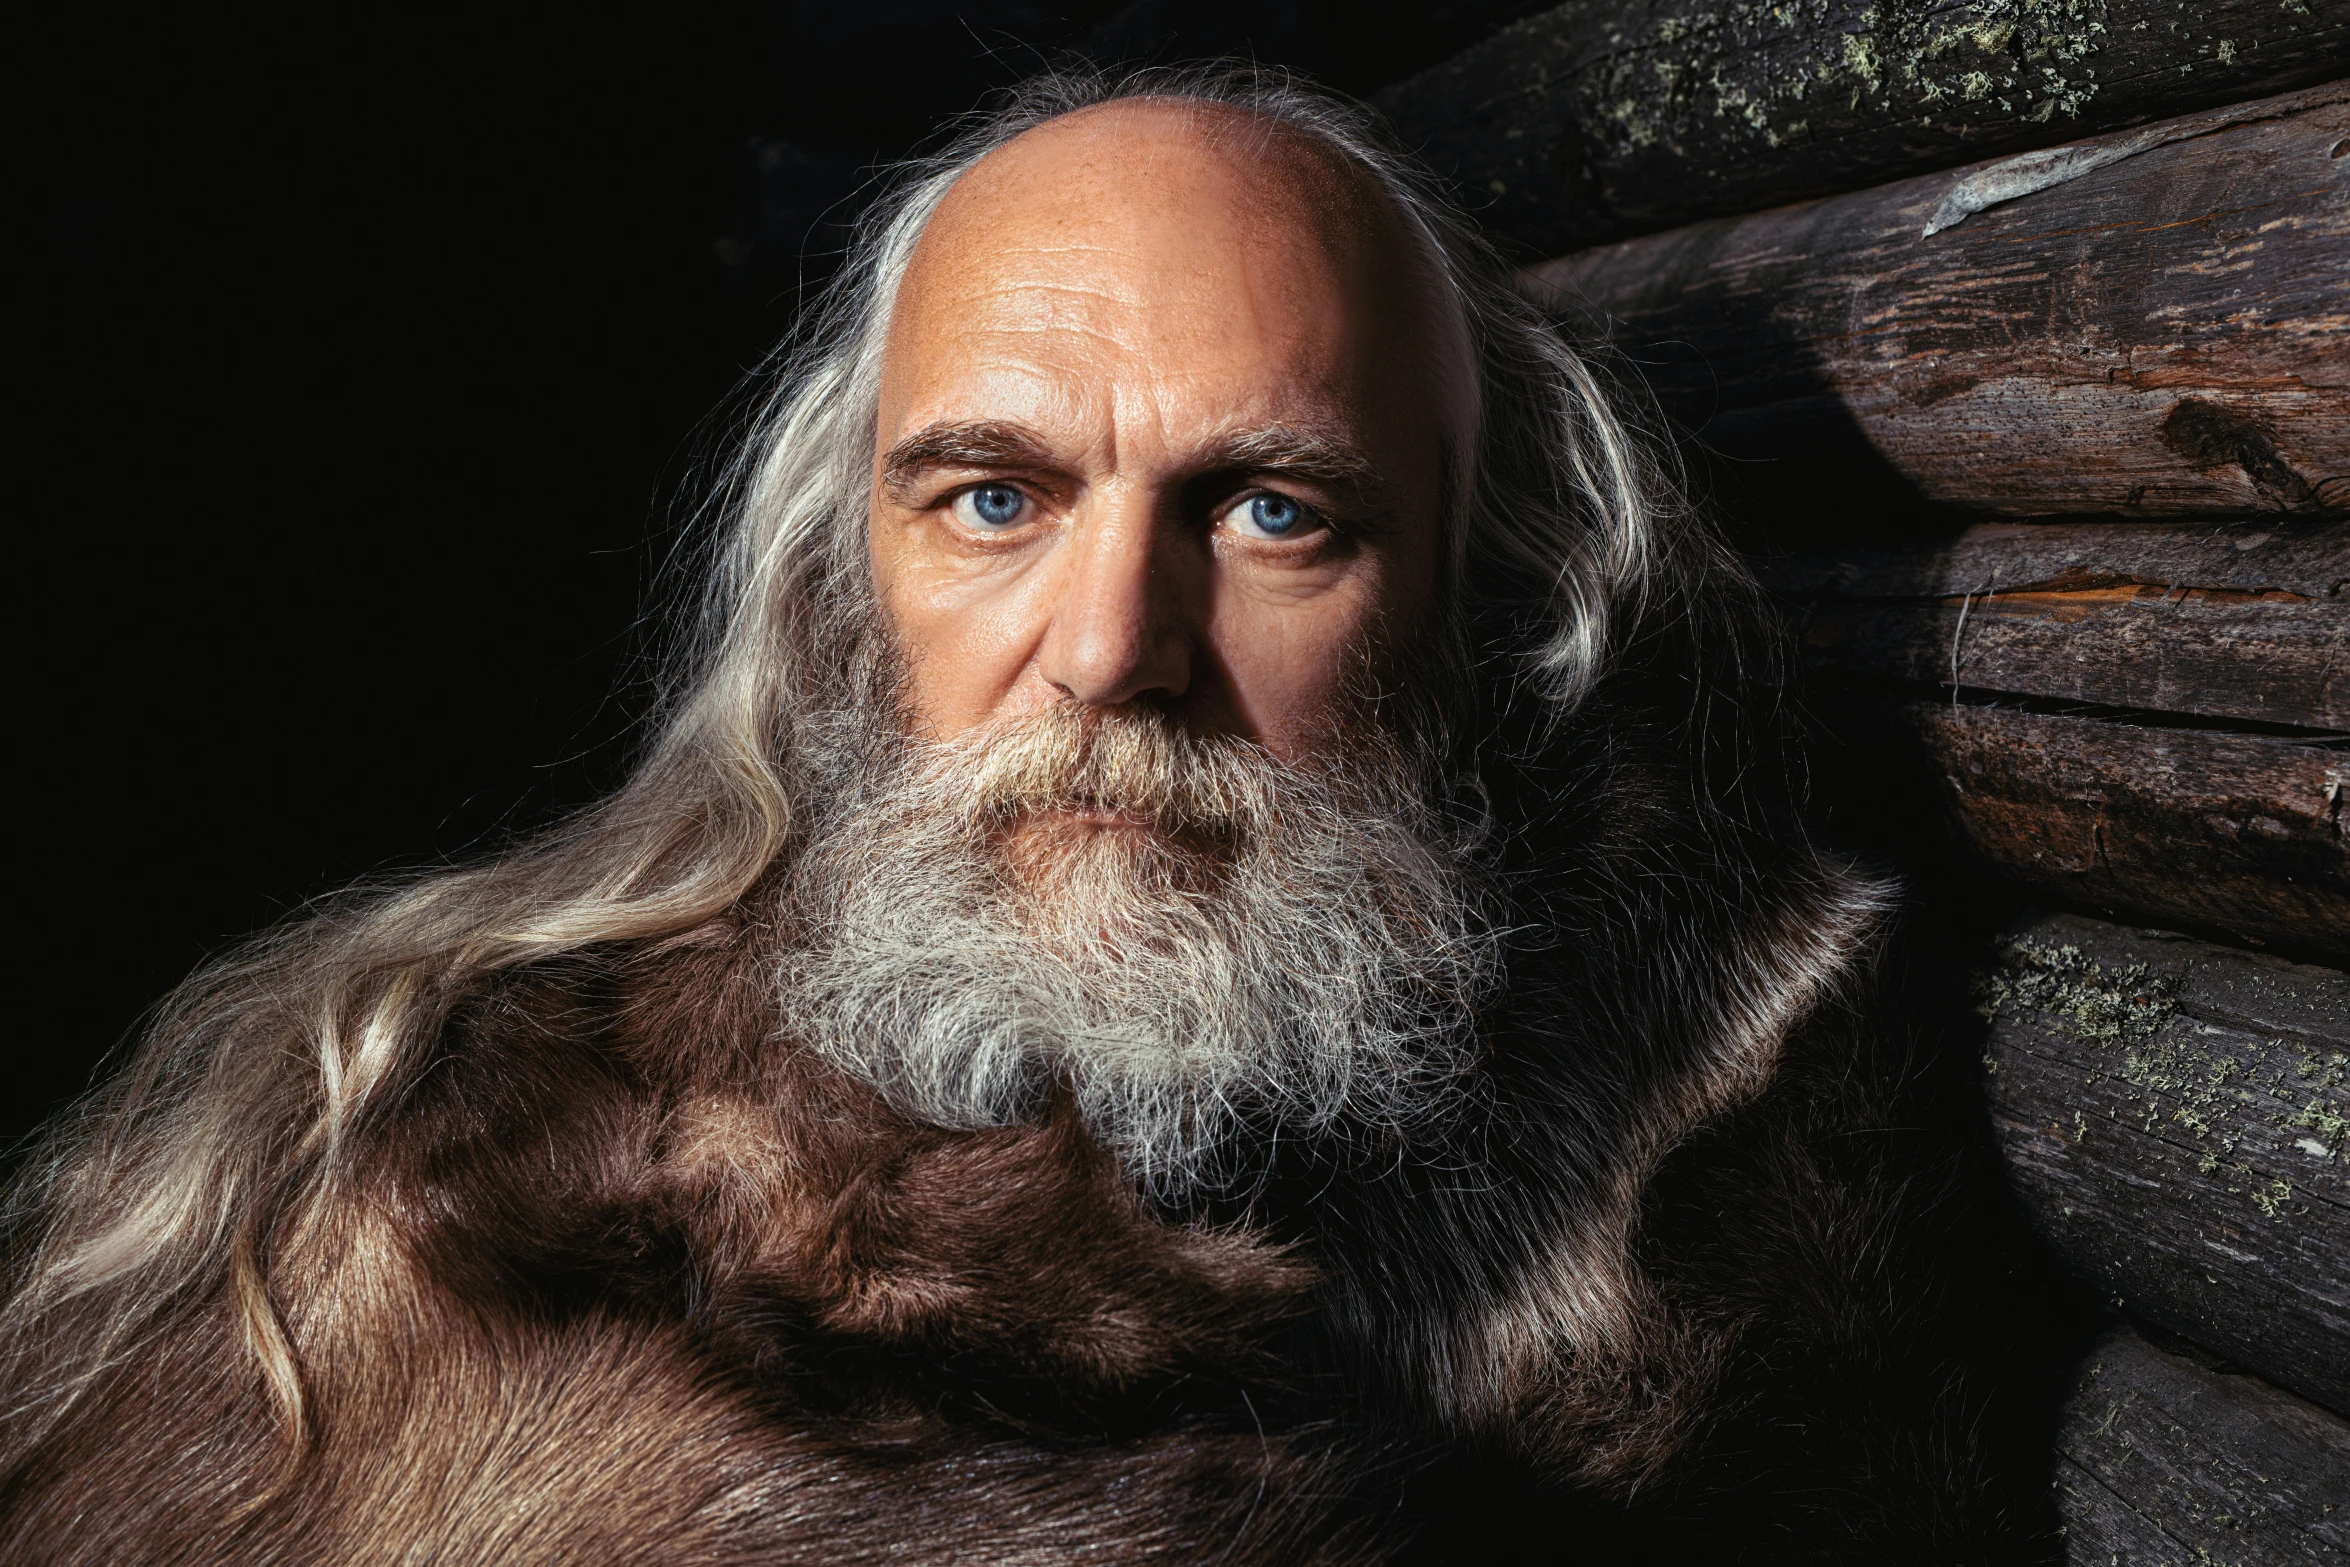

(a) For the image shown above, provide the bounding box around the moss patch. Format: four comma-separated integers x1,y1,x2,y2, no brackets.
1570,0,2276,169
1980,937,2345,1218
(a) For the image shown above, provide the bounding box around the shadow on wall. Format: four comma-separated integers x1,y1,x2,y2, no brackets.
1562,290,1978,557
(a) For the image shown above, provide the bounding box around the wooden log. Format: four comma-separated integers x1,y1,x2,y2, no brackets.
1764,519,2350,601
1762,520,2350,729
1523,85,2350,522
1981,912,2349,1412
1378,0,2350,256
2053,1326,2350,1563
1840,700,2350,952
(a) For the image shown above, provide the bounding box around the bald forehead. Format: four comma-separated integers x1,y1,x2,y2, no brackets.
883,99,1461,446
929,98,1400,260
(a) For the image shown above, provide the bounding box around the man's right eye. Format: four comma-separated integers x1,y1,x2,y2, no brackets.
952,484,1029,530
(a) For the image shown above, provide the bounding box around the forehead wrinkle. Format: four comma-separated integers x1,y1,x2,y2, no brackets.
885,99,1472,490
912,125,1357,322
951,286,1338,389
957,315,1144,356
944,241,1320,338
1108,364,1351,446
957,272,1144,307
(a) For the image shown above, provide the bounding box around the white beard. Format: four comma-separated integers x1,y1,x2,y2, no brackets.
778,700,1497,1198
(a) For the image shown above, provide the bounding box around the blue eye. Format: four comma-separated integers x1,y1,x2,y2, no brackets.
956,484,1027,529
1240,493,1302,537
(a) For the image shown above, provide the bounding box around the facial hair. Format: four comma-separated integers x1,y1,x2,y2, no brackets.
777,666,1498,1201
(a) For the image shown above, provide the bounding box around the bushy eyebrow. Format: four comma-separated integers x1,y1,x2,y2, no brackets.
881,418,1391,515
1204,423,1390,514
881,421,1058,503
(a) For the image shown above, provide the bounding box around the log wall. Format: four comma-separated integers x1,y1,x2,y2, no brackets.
1381,0,2350,255
1525,85,2350,520
1766,521,2348,730
1773,519,2348,952
1981,913,2349,1412
2055,1327,2350,1562
1865,704,2347,953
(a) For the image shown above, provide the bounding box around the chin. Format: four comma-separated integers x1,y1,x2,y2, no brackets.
1002,809,1231,885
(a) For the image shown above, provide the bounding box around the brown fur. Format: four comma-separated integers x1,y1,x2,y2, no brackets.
0,624,2059,1564
4,911,1389,1564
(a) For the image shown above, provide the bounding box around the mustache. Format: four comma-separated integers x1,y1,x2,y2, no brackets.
909,703,1304,840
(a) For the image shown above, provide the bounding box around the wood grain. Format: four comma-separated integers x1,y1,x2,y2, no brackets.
2053,1326,2350,1563
1764,519,2350,601
1763,520,2350,728
1380,0,2350,256
1982,912,2349,1412
1848,701,2349,951
1524,85,2350,520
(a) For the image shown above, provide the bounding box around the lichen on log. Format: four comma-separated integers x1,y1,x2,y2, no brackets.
1980,913,2349,1412
1379,0,2350,255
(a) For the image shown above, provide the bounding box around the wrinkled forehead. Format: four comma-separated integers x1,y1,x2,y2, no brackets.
879,99,1470,441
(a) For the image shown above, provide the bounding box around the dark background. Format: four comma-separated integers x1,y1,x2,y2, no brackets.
18,4,1552,1149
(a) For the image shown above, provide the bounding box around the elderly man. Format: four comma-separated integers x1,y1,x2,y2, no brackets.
2,69,2041,1562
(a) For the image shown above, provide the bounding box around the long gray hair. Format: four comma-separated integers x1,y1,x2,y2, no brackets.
2,64,1683,1451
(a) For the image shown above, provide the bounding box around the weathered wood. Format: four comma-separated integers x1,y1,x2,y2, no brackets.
1845,701,2349,951
1980,913,2350,1412
1763,520,2350,729
2053,1326,2350,1563
1523,85,2350,521
1379,0,2350,256
1764,519,2350,601
1803,592,2349,730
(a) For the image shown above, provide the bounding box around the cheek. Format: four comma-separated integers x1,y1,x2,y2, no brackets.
1206,563,1401,758
868,516,1054,737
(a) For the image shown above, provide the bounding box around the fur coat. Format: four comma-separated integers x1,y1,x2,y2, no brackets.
0,649,2070,1565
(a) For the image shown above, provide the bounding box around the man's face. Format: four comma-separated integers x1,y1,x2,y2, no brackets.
789,105,1488,1185
868,102,1463,783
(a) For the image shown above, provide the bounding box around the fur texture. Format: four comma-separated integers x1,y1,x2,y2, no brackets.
0,597,2056,1563
5,923,1388,1564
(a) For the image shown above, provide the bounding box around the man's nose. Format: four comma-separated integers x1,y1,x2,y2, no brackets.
1036,499,1195,709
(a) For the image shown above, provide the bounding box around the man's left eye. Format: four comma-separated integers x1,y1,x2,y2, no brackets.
952,484,1029,530
1222,492,1315,540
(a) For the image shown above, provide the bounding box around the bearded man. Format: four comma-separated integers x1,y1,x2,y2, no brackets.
2,69,2050,1563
